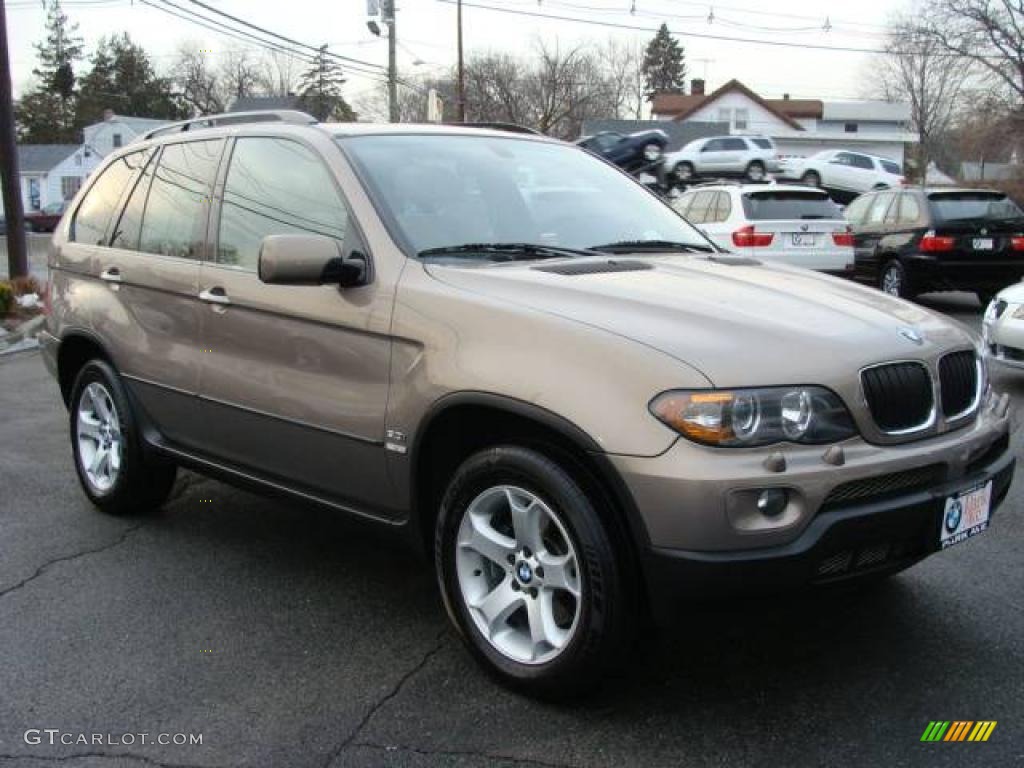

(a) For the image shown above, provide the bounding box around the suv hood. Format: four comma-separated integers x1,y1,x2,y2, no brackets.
425,256,975,387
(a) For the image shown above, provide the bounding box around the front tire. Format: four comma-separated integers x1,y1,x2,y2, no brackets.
745,160,766,181
801,170,821,187
674,161,695,182
70,359,176,515
435,445,633,698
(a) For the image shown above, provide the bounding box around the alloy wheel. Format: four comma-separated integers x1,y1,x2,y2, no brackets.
76,382,123,493
455,485,582,665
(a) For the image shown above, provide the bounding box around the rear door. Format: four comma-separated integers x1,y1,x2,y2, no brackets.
697,139,728,173
94,139,224,449
196,134,394,513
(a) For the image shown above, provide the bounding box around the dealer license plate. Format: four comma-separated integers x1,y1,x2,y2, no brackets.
940,481,991,549
791,233,816,247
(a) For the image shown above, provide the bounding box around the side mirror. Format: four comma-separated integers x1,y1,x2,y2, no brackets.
258,234,367,288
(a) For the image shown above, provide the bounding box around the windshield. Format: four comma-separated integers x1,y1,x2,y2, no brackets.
340,134,708,256
742,190,842,220
928,192,1023,222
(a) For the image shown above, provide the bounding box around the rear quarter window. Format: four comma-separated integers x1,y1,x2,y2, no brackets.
880,159,902,175
741,190,841,220
751,138,773,150
844,194,873,225
71,149,151,245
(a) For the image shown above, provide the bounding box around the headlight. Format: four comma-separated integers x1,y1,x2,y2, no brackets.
643,144,661,161
649,386,857,447
1011,304,1024,320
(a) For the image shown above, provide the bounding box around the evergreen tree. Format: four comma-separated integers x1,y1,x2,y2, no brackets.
15,0,83,142
297,48,356,122
641,23,687,100
75,34,188,127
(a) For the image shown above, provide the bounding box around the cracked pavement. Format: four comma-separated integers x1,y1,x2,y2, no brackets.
1,294,1023,767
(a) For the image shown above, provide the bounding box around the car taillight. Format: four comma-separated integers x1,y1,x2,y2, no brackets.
832,230,854,247
732,225,774,247
920,232,955,252
1011,235,1024,251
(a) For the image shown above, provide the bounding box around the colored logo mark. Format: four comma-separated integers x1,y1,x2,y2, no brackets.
920,721,997,742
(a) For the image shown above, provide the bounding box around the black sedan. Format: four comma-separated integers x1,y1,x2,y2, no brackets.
847,187,1024,303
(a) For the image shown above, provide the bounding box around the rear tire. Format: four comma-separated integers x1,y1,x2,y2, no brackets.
880,259,914,299
69,359,176,516
801,170,821,187
674,161,695,182
745,160,766,181
435,445,633,699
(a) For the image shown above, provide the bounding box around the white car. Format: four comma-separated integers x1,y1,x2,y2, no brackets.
780,150,904,195
664,135,780,183
983,283,1024,368
670,182,854,273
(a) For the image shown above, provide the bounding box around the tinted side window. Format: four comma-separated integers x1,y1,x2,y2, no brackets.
218,137,348,271
898,194,921,225
139,140,223,259
751,138,773,150
844,194,873,225
723,138,747,151
881,160,902,175
71,150,150,245
849,154,874,170
702,139,726,152
866,192,896,225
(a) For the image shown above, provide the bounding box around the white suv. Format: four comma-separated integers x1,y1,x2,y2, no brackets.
671,182,854,273
780,150,904,195
664,135,780,183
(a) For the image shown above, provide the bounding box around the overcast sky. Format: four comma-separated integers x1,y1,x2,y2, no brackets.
6,0,906,109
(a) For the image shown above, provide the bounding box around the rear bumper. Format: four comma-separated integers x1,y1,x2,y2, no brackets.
902,254,1024,292
642,443,1014,619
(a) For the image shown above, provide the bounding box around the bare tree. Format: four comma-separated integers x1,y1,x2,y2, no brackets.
219,47,261,103
599,38,645,119
171,42,224,115
878,18,973,178
259,50,302,98
910,1,1024,108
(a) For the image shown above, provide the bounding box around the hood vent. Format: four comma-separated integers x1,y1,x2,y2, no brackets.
533,259,652,276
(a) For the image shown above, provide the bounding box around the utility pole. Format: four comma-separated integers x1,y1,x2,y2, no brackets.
0,0,28,279
456,0,465,122
385,0,398,123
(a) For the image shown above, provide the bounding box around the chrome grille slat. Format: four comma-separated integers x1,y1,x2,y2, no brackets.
939,350,979,420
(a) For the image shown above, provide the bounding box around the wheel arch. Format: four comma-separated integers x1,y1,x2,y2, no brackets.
409,392,650,598
56,329,113,406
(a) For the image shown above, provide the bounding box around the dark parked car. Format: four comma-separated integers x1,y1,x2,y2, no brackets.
847,187,1024,302
575,129,668,175
25,200,68,233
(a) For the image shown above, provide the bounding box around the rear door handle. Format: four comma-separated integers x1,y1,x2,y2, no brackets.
100,267,122,283
198,287,231,305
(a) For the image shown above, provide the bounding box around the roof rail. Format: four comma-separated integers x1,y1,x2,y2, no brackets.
682,178,777,189
447,121,542,135
141,110,318,140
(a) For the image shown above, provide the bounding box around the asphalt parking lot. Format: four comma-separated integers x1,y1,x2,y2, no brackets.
0,295,1022,768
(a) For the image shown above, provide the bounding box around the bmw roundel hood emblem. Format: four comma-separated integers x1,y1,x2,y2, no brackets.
899,328,924,345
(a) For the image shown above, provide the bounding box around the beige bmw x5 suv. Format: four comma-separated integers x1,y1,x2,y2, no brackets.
42,112,1014,696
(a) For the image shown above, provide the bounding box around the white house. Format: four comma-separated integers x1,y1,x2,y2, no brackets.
82,109,172,158
3,111,172,217
652,79,916,166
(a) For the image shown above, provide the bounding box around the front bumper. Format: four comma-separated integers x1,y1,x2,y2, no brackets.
983,307,1024,368
640,438,1013,618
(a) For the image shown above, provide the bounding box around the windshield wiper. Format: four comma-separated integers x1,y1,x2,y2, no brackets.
417,242,598,261
590,239,715,254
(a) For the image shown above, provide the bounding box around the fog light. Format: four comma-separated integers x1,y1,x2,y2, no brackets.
756,488,788,517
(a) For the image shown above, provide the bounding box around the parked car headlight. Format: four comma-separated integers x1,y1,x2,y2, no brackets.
643,144,662,161
649,386,857,447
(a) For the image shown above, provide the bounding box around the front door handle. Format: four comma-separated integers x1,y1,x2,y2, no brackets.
100,267,122,283
198,287,231,305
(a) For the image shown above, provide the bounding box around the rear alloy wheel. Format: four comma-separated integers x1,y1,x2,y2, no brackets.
880,259,912,299
436,445,632,698
674,161,695,182
801,170,821,188
70,360,177,515
745,160,766,181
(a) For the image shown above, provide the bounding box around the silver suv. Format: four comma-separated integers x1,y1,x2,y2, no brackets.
664,135,780,182
41,111,1013,697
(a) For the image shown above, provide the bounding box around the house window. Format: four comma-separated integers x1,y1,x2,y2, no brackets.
112,133,123,148
717,108,731,126
734,109,749,130
61,176,82,200
844,122,858,133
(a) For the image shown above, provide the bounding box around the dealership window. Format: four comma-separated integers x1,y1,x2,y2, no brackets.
734,109,749,130
61,176,82,200
844,123,858,133
112,133,123,148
